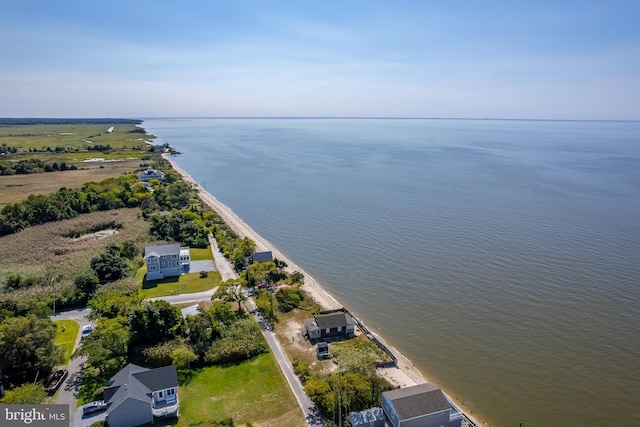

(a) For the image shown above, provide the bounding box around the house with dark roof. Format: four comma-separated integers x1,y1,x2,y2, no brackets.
382,383,462,427
305,312,355,340
251,251,273,263
145,244,190,280
104,364,179,427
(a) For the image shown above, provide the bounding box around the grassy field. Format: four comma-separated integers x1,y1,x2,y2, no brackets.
0,160,142,207
177,353,305,427
54,320,80,364
190,247,213,261
0,123,153,150
139,268,222,298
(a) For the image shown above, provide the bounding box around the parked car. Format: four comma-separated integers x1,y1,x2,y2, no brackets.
83,400,107,415
81,325,92,339
44,369,68,394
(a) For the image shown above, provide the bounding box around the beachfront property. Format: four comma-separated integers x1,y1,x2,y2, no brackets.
137,167,165,183
348,407,386,427
382,383,463,427
252,250,273,263
144,243,191,280
305,312,355,341
103,364,179,427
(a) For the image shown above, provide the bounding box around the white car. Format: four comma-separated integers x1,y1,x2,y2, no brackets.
82,400,107,415
81,325,92,339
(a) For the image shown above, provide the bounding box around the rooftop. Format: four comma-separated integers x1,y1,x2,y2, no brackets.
383,383,452,420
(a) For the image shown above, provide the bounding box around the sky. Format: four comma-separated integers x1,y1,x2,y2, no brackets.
1,1,639,119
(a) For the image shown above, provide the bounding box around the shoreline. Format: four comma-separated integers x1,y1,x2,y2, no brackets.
163,153,483,425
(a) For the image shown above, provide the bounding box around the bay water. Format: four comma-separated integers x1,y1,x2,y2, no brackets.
142,118,640,426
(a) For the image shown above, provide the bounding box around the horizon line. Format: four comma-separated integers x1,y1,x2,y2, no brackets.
2,116,639,123
140,116,640,123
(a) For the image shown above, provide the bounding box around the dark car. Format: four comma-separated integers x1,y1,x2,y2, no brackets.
82,400,107,415
44,369,68,394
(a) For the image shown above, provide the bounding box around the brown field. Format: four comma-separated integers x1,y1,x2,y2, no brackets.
0,160,141,207
0,208,150,305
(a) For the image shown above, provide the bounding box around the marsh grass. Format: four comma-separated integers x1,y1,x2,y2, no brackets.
0,209,150,307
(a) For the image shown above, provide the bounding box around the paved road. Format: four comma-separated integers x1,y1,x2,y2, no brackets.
52,308,91,426
150,287,217,304
209,234,237,281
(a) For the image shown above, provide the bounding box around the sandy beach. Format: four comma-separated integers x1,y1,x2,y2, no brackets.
163,154,484,426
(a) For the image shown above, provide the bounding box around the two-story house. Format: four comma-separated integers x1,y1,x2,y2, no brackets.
145,244,191,280
104,364,179,427
137,167,165,183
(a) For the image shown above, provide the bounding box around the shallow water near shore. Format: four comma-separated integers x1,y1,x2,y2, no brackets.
143,118,640,427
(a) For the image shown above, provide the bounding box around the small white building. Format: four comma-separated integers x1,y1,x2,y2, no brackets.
137,167,165,183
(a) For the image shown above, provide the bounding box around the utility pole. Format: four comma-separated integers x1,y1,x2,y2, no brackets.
338,370,343,427
51,277,56,316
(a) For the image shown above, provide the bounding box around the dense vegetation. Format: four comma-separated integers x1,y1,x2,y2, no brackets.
0,158,78,175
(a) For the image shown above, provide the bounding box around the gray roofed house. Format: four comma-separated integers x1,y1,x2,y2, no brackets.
104,363,179,427
382,383,462,427
252,251,273,263
305,312,355,341
145,243,191,281
137,167,165,183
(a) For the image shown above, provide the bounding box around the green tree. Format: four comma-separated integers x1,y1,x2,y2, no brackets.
129,300,184,346
88,291,139,320
231,237,256,270
172,346,197,369
185,313,217,359
0,315,64,385
90,248,127,283
246,261,277,285
74,316,129,377
0,383,47,404
119,240,138,259
214,278,247,311
74,272,100,304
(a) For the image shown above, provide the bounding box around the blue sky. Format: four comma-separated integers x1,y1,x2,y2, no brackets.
1,1,639,119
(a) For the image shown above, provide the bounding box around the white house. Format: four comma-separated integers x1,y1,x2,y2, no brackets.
145,244,190,280
382,383,463,427
104,364,179,427
137,167,165,183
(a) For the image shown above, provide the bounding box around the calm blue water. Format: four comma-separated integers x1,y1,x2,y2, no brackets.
143,118,640,427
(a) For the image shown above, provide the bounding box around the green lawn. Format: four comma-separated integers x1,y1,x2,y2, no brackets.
54,320,79,364
138,267,222,298
190,247,213,261
177,353,305,426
